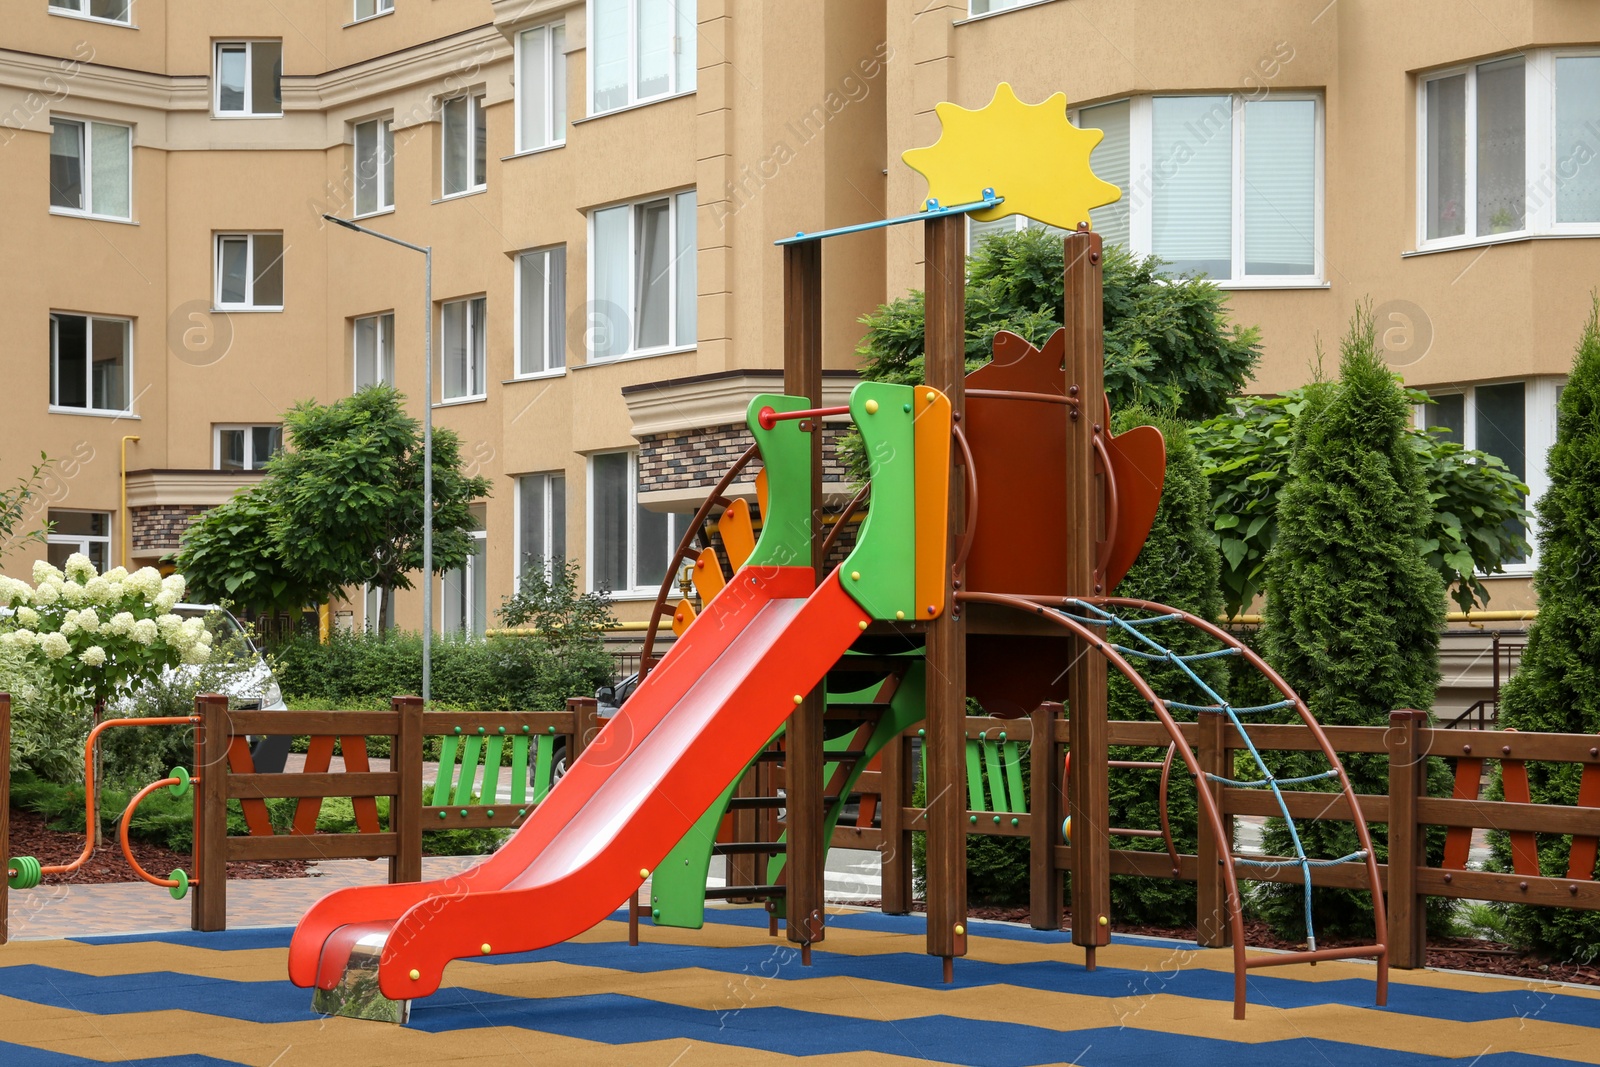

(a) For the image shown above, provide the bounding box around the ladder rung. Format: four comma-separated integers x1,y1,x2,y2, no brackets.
704,884,785,899
711,842,787,855
726,795,843,809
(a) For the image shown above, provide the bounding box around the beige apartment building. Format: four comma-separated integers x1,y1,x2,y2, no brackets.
1,0,1594,694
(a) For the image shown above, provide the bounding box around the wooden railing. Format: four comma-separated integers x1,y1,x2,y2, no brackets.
1,694,10,946
868,707,1600,966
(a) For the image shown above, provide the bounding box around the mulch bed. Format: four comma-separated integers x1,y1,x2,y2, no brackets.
6,807,309,883
844,899,1600,987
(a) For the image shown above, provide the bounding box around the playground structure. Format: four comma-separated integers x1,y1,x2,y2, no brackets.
6,83,1600,1033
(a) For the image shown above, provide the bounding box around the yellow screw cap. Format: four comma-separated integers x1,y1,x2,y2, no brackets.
1098,915,1109,926
954,924,966,936
408,969,421,981
895,610,905,620
481,943,492,955
864,399,879,414
850,570,860,581
793,694,804,705
925,391,936,402
639,868,650,879
858,620,869,631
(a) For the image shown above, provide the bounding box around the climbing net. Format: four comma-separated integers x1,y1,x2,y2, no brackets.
1055,598,1370,952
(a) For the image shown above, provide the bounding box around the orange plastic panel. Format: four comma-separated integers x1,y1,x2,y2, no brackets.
692,547,726,603
1441,756,1484,870
671,598,698,637
1101,410,1166,593
293,736,335,835
913,387,952,619
719,498,757,571
1500,757,1540,876
755,468,769,520
1566,759,1600,880
339,736,382,836
226,736,274,837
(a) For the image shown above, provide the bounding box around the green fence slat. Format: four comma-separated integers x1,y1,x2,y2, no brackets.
1004,741,1027,814
454,737,483,804
432,735,461,805
481,737,504,805
965,740,986,811
510,735,529,805
531,734,555,803
981,739,1008,811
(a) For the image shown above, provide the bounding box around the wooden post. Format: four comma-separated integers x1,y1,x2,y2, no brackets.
390,697,424,884
192,693,230,932
783,238,827,955
1029,702,1063,929
567,696,598,762
1195,710,1232,947
879,729,913,913
2,693,10,945
730,764,758,898
1063,230,1110,968
1386,709,1428,968
924,212,968,976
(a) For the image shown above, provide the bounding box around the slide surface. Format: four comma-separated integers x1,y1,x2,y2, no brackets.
288,564,868,999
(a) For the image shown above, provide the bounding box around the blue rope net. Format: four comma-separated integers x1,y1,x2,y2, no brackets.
1059,599,1369,951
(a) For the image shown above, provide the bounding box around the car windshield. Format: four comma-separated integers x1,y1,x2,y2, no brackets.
173,606,248,647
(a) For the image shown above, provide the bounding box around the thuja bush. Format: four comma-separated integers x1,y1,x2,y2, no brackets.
1490,299,1600,958
1255,304,1448,941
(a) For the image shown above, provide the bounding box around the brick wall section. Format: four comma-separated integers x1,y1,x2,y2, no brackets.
132,504,207,554
638,422,850,495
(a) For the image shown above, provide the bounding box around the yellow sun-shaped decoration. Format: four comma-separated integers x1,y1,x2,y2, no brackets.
902,82,1121,231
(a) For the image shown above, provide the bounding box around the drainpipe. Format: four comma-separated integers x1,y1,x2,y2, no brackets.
120,435,140,567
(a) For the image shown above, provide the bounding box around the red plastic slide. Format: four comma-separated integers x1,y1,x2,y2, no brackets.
287,565,868,1000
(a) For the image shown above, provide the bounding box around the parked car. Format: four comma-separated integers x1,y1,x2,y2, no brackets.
170,604,292,773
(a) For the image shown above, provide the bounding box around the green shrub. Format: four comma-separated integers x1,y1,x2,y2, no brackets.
1490,298,1600,959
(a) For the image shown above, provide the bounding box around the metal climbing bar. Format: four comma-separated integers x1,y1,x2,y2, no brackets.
1163,699,1296,715
1233,850,1369,869
1205,769,1341,789
1113,645,1242,664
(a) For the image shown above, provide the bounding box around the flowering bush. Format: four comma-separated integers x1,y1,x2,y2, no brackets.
0,555,212,710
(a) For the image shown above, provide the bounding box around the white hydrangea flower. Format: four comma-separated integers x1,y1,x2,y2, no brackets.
156,613,183,636
199,630,215,647
162,574,187,600
61,580,88,607
12,629,38,649
17,606,40,629
131,567,163,598
64,553,96,582
104,566,128,583
83,576,111,604
154,590,178,612
60,618,79,637
32,581,59,607
79,645,106,667
75,608,101,634
104,580,125,603
33,560,62,584
181,617,205,639
40,632,69,660
0,576,30,608
107,611,136,636
181,644,211,665
130,618,158,646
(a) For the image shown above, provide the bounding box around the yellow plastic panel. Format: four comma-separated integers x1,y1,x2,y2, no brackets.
691,546,727,603
755,468,769,521
671,598,698,637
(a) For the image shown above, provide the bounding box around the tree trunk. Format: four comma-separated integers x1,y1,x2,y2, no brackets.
91,698,104,849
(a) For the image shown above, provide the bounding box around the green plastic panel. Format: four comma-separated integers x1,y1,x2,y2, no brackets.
839,382,917,619
743,394,814,571
966,742,987,811
531,734,555,804
650,777,741,929
510,736,529,805
453,737,483,804
1003,741,1027,814
481,737,504,805
432,736,460,805
981,740,1009,811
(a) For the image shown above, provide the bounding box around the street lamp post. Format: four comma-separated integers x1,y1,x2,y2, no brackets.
323,214,435,703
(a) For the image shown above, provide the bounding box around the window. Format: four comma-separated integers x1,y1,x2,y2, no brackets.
354,311,395,390
439,296,487,400
353,0,392,21
441,93,486,196
353,118,394,216
216,233,285,310
1419,51,1600,249
363,583,394,632
589,191,696,359
214,41,282,117
590,0,696,115
969,0,1031,13
50,313,131,414
517,22,567,151
517,472,566,577
1418,379,1562,569
1002,95,1324,285
442,511,487,637
215,425,283,470
588,451,688,594
48,0,130,25
517,247,566,375
49,119,131,220
46,511,111,573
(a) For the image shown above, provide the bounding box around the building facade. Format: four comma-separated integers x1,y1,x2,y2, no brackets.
1,1,1593,680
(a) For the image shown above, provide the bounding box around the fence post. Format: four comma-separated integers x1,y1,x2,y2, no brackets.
567,697,598,764
1386,709,1428,968
192,693,230,932
2,693,11,945
1195,711,1231,947
391,697,424,884
1029,702,1063,930
880,727,913,914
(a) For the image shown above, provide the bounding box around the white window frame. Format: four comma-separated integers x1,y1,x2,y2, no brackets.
515,21,567,152
440,92,487,198
213,424,283,471
1050,93,1325,288
585,191,696,361
1414,377,1562,574
48,117,133,221
48,0,132,27
214,232,285,311
965,0,1050,18
515,471,566,580
516,246,566,378
353,310,396,390
441,524,488,638
362,582,394,632
587,0,697,117
352,117,394,217
49,312,133,416
1415,49,1600,253
585,450,684,598
352,0,393,23
46,510,113,572
213,41,283,118
438,295,488,403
